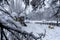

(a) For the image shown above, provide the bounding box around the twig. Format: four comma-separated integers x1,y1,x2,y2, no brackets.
2,30,9,40
7,29,21,40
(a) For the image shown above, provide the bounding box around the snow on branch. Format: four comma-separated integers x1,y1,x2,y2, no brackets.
0,22,46,40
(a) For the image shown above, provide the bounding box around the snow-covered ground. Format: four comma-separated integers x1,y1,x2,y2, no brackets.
22,23,60,40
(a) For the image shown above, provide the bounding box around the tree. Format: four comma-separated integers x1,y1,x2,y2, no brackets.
0,0,46,40
31,0,45,10
50,0,60,26
23,0,29,9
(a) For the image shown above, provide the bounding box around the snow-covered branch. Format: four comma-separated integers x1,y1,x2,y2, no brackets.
0,22,46,40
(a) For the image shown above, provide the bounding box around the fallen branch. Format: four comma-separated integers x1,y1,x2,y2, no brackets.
0,23,43,40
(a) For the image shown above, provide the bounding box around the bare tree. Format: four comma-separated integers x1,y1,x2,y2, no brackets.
50,0,60,26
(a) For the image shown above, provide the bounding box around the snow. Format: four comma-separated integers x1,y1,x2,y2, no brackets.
22,23,60,40
43,26,60,40
45,0,50,8
1,11,60,40
25,20,60,23
0,1,60,40
0,13,60,40
22,23,45,37
26,5,33,14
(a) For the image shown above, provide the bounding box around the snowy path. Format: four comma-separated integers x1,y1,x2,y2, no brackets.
22,23,60,40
